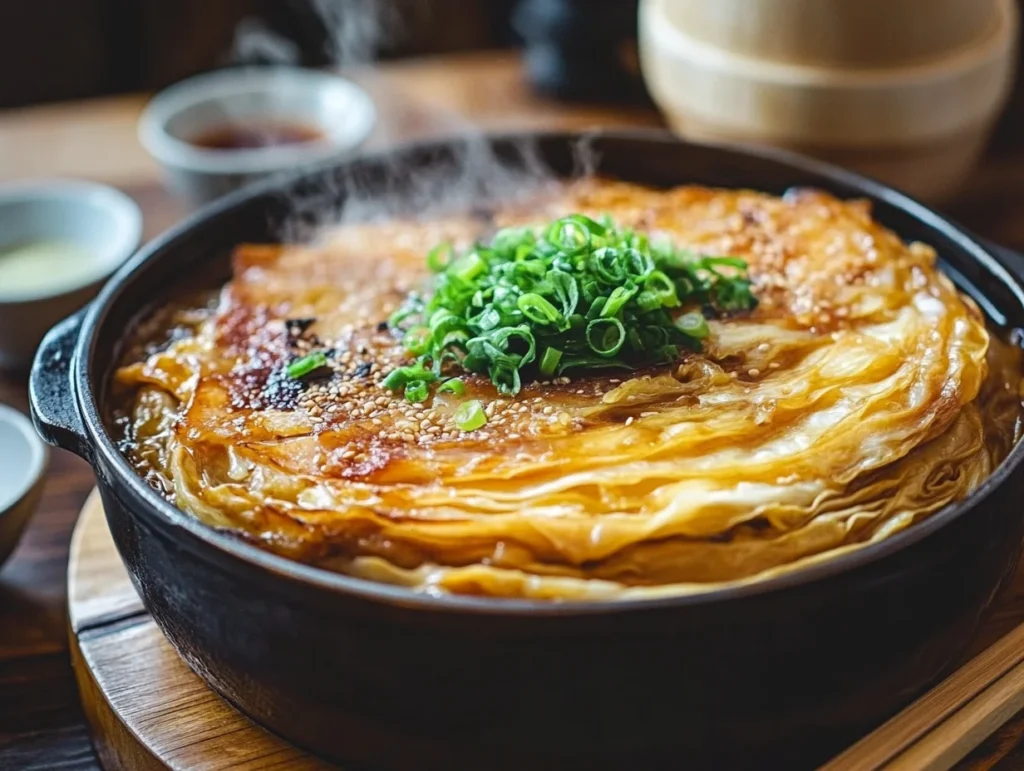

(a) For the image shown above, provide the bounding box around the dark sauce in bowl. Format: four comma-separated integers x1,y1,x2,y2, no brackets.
190,122,324,151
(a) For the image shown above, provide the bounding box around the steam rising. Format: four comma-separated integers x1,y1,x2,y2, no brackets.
274,136,571,242
309,0,401,65
228,0,595,243
230,0,396,66
230,18,302,65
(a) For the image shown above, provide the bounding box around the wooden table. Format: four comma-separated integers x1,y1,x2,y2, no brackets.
1,49,1024,770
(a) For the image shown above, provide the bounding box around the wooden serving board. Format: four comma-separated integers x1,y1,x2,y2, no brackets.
68,490,332,770
67,490,1024,771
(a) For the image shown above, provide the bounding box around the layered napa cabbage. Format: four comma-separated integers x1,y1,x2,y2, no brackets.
112,181,1024,600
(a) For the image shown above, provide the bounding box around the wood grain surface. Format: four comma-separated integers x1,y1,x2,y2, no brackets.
2,50,1024,770
69,491,333,771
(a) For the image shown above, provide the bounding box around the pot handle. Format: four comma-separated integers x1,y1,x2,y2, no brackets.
29,307,92,462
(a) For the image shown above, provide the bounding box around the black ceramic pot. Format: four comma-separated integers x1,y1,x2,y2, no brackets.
29,132,1024,770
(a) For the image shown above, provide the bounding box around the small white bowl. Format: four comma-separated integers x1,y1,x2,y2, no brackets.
138,67,377,206
0,404,48,571
0,180,143,371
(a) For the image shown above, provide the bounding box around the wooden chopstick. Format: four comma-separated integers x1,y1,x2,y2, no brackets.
885,658,1024,770
820,621,1024,771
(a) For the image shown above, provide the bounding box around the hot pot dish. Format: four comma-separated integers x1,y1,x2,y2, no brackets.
111,179,1024,601
31,134,1024,770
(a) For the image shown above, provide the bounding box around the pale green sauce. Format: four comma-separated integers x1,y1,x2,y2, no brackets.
0,240,98,297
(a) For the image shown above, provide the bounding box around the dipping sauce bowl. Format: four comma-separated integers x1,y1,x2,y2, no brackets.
0,180,142,371
138,67,377,207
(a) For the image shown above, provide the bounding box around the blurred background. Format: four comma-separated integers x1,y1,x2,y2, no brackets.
0,0,519,108
4,0,1024,140
1,0,648,106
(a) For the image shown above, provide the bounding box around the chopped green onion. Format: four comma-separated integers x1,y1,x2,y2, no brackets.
546,217,592,255
286,351,328,379
517,293,563,326
703,256,749,270
383,212,756,396
454,252,487,282
676,312,710,339
539,347,563,376
402,327,431,356
601,284,637,318
590,247,627,284
635,290,662,313
644,270,680,307
586,318,626,357
427,243,454,273
622,248,654,279
474,306,502,331
405,379,430,403
382,361,437,398
548,270,579,317
565,213,607,236
438,378,466,396
490,362,521,395
382,368,409,390
454,399,487,431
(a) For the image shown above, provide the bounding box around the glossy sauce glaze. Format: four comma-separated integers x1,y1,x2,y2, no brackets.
111,180,1024,600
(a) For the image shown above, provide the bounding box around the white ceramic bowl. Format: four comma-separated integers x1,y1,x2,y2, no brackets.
0,180,143,371
138,67,377,206
0,404,48,570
